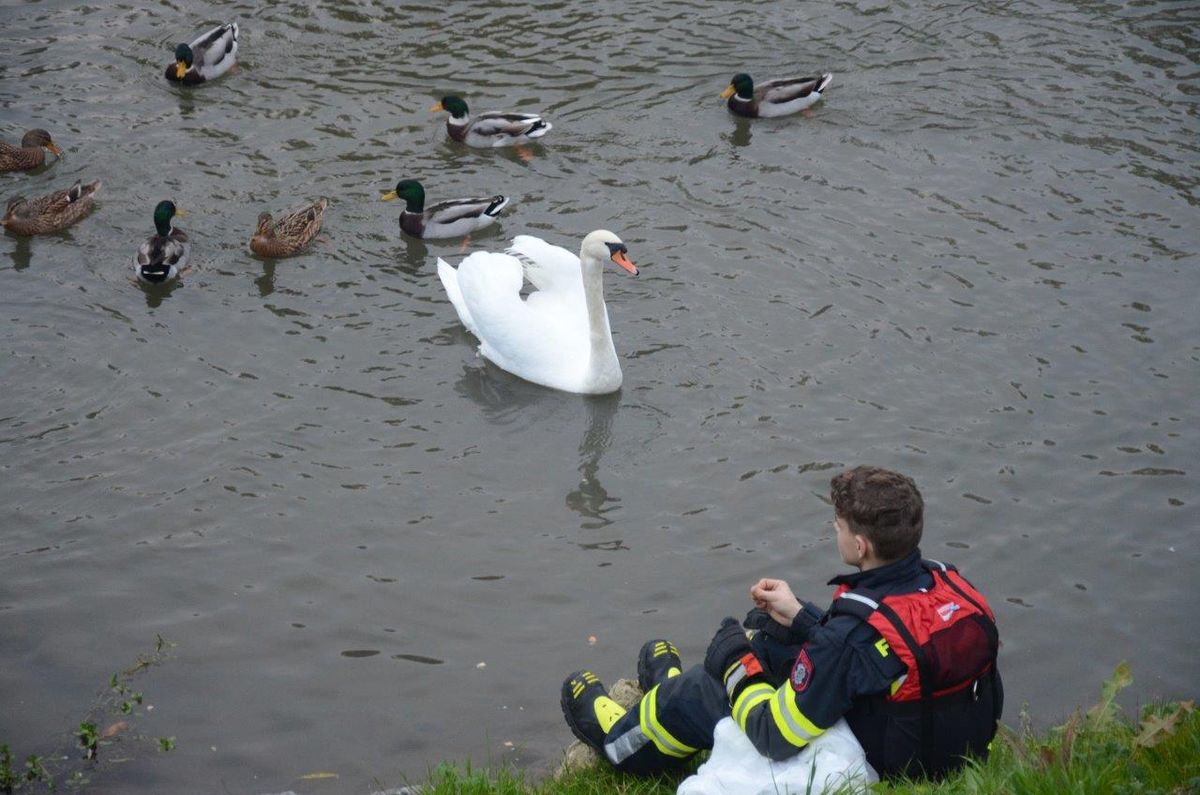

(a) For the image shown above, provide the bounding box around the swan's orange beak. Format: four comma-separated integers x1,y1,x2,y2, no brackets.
611,250,638,276
431,101,445,112
720,85,736,100
175,61,188,79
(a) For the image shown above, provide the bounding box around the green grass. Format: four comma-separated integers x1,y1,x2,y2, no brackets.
412,665,1199,795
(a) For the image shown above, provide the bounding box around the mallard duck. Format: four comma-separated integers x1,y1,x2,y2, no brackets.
165,22,239,85
436,230,639,394
2,179,100,236
720,73,833,118
133,201,190,284
381,180,509,240
249,198,328,258
0,129,63,172
431,96,552,148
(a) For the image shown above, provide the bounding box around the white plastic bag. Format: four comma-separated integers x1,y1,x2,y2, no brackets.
676,717,878,795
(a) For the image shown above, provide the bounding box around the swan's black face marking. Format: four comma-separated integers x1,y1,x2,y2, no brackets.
605,242,628,256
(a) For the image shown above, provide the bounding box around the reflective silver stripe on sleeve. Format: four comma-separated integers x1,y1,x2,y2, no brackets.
773,687,823,742
724,664,747,699
839,592,879,609
604,723,651,764
927,559,947,571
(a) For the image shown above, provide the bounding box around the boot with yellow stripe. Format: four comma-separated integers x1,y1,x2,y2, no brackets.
561,670,627,753
637,639,683,693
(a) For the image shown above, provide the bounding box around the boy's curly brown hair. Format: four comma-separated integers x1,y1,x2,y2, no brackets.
830,466,924,561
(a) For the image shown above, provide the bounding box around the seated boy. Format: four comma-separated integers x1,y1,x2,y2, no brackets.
561,465,1002,780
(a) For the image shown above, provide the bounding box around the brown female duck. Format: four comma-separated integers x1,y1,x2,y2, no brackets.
0,129,63,172
249,198,328,257
3,180,100,236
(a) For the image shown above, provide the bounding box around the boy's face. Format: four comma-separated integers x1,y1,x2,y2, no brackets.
835,514,861,567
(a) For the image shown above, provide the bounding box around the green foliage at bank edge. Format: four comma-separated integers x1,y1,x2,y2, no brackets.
0,636,175,794
413,663,1199,795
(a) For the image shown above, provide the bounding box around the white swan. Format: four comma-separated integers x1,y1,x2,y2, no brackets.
437,230,639,395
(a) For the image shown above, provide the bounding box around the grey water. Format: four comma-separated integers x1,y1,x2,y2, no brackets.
1,0,1196,791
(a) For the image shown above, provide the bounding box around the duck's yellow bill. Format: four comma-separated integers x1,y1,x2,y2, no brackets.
720,85,735,100
174,208,187,217
47,142,63,155
381,191,399,202
430,101,445,112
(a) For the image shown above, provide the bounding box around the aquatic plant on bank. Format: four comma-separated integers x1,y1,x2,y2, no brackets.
0,636,174,794
408,663,1198,795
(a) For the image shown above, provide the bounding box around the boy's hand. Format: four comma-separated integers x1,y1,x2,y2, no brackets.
750,578,802,625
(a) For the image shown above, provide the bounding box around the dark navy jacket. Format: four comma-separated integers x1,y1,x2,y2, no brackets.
737,549,931,760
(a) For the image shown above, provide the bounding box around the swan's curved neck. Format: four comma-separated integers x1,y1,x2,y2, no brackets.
580,255,618,383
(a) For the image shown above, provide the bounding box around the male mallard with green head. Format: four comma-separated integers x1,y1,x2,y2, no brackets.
165,22,239,85
0,129,63,172
431,96,551,148
249,198,328,258
133,201,191,284
3,180,100,236
381,180,509,240
721,72,833,118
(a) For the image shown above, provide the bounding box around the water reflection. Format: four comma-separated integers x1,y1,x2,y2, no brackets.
394,236,430,276
566,394,621,529
254,260,276,297
454,361,555,417
6,235,32,271
137,278,182,309
173,88,197,120
454,366,623,528
728,117,753,148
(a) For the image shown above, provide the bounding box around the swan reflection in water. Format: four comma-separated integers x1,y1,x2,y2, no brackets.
454,364,622,529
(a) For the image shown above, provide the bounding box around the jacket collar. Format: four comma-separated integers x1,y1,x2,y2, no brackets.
827,548,924,590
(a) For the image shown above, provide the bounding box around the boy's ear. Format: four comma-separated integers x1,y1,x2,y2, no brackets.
855,533,872,561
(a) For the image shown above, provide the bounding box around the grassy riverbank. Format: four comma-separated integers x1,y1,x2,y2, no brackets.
412,665,1198,795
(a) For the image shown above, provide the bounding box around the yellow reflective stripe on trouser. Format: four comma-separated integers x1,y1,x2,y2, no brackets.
638,684,698,758
768,685,825,748
731,682,774,731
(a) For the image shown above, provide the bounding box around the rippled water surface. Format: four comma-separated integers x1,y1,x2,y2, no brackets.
2,0,1197,790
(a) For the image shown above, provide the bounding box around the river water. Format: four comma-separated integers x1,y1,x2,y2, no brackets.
1,0,1196,791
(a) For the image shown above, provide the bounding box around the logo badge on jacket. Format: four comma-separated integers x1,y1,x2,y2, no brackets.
937,602,961,622
790,649,814,692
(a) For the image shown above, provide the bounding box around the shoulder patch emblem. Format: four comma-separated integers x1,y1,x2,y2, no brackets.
790,648,814,692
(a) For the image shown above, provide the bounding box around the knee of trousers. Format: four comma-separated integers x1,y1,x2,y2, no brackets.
602,668,727,771
601,696,692,776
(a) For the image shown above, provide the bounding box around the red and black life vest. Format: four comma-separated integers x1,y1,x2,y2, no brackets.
831,559,1001,778
831,559,998,703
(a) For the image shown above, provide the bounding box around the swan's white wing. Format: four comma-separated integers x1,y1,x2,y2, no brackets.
437,257,479,336
507,235,584,298
454,251,590,390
